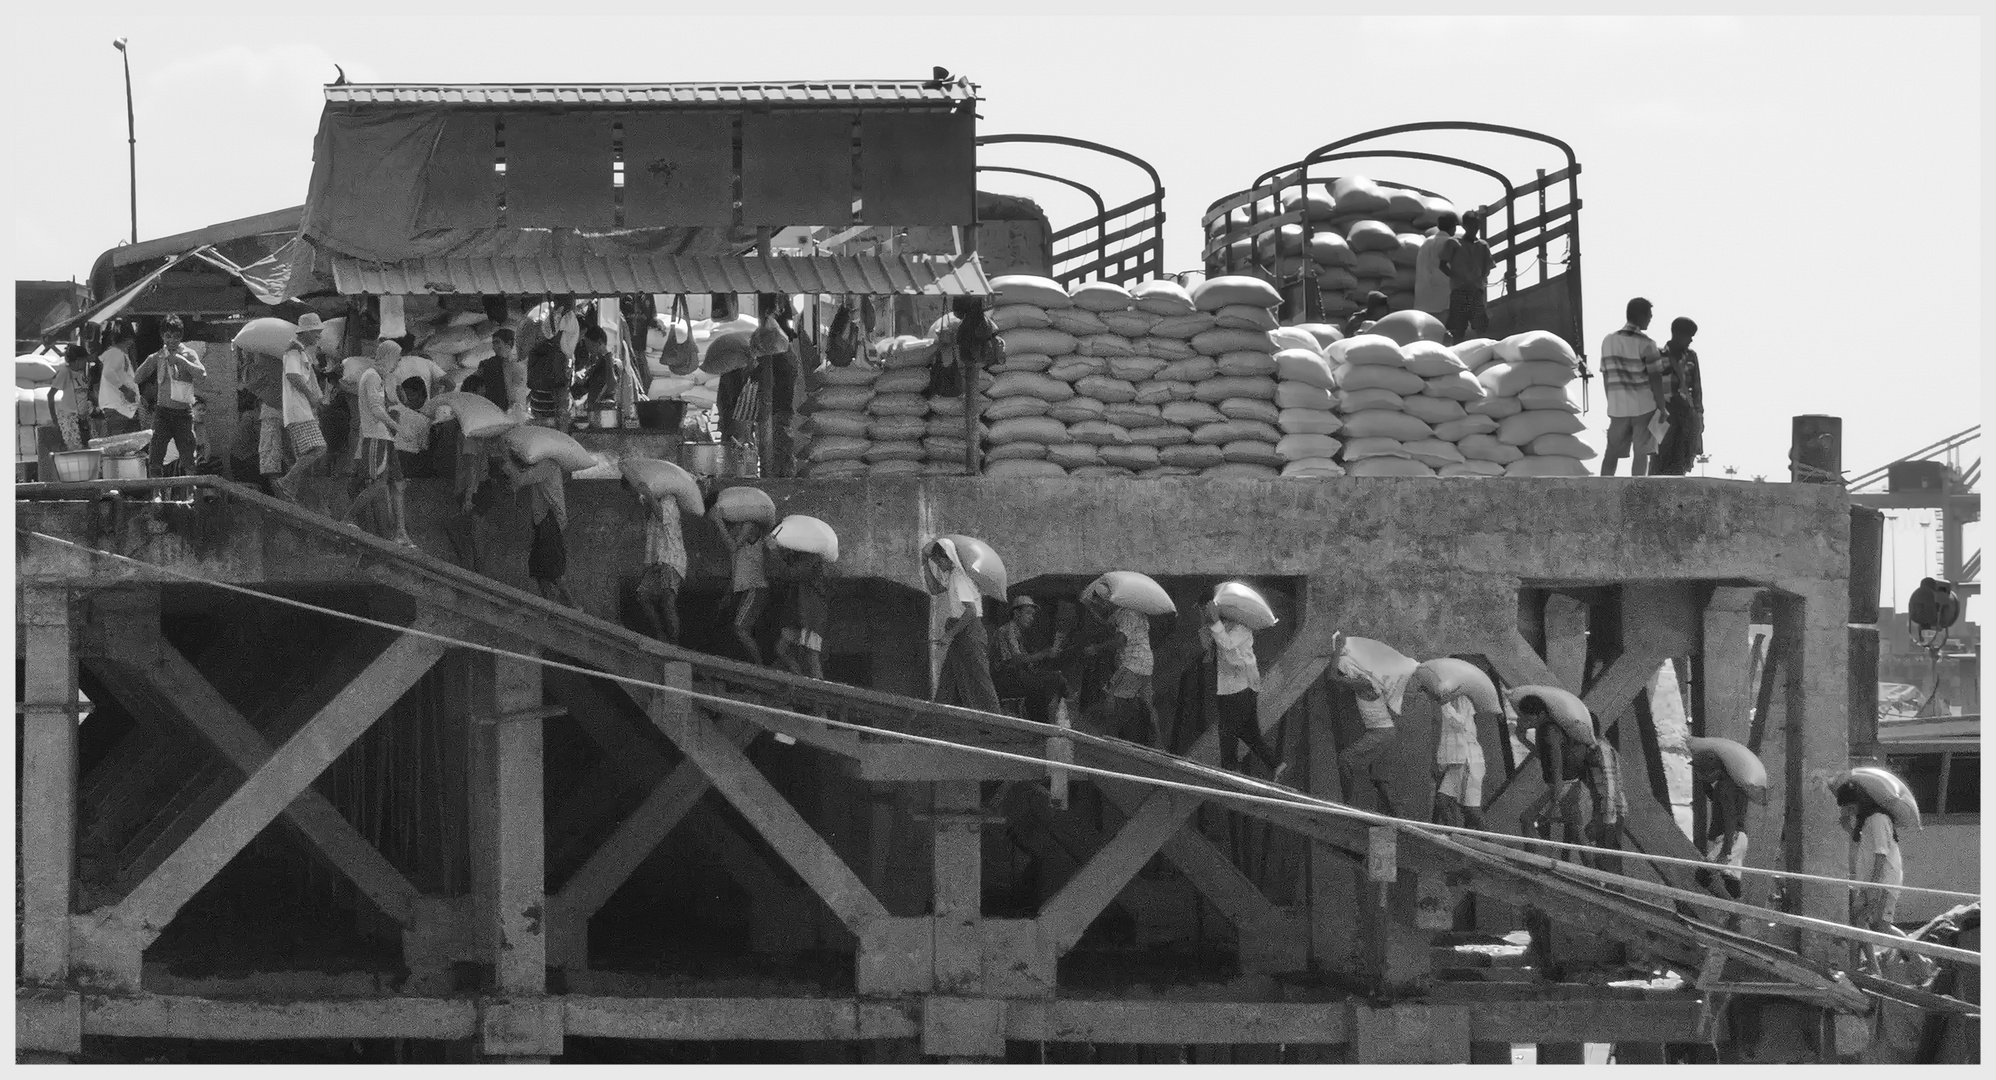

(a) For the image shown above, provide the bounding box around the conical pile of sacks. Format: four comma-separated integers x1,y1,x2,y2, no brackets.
1208,175,1456,320
797,328,993,479
981,275,1303,479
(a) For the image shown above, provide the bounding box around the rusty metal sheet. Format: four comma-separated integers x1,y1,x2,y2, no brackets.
502,112,615,230
622,112,735,229
861,111,975,225
416,113,499,230
741,112,853,228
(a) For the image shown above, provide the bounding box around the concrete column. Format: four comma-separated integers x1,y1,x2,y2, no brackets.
1773,581,1851,966
19,585,83,1058
1700,589,1760,744
471,650,559,1061
924,780,1003,1059
1305,682,1362,979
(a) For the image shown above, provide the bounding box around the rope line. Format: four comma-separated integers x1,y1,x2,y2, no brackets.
19,527,1984,916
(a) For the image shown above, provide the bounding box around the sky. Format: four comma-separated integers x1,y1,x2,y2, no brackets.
6,10,1983,615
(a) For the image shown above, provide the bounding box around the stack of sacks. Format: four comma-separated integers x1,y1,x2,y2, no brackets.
1470,331,1593,477
1361,310,1495,477
918,316,994,478
1331,334,1438,477
1182,276,1286,479
798,358,878,480
985,274,1084,479
864,333,946,478
1269,326,1343,478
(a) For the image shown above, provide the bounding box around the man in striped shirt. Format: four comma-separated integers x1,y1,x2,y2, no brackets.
1599,297,1667,476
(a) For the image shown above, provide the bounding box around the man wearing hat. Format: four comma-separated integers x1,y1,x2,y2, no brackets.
272,314,329,502
992,595,1063,723
1342,291,1392,338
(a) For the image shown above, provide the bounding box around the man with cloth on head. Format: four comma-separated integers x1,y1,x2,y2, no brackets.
926,539,1001,713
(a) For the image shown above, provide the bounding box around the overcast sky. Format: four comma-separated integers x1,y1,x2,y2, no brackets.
8,11,1982,617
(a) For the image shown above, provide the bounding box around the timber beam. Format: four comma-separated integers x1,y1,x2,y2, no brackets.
49,989,1711,1049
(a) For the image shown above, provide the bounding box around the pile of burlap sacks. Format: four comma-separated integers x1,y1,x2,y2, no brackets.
1205,175,1458,320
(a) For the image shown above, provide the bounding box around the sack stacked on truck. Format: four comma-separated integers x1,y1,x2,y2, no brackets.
799,357,879,479
982,275,1080,479
1317,176,1455,316
1466,331,1593,477
1328,334,1435,477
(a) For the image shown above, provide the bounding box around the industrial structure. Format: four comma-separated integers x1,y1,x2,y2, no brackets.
15,78,1980,1064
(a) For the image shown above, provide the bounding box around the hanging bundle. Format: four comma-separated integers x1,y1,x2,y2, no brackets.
659,295,700,376
826,300,859,368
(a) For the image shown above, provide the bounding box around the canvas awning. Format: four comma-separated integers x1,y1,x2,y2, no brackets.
327,252,991,297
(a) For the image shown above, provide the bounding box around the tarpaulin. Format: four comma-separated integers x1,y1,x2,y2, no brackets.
622,112,735,228
300,107,448,262
415,113,499,231
503,112,615,230
741,112,854,227
860,111,976,225
301,104,758,267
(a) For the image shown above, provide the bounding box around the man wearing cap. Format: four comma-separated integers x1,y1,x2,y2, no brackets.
993,596,1063,723
272,314,329,502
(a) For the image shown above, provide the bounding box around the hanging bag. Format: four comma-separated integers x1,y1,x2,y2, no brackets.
826,301,859,368
659,295,700,376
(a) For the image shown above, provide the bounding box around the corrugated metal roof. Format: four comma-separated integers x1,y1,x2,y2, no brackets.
323,82,976,108
328,253,990,297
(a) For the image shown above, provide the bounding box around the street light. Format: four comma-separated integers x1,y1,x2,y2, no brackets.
113,37,135,244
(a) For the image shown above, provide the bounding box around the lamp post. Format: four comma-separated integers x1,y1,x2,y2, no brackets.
113,37,135,244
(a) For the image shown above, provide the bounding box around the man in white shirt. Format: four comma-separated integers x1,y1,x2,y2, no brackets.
1325,633,1406,816
1203,603,1284,779
1420,680,1485,829
273,314,329,502
1414,212,1459,324
95,326,142,437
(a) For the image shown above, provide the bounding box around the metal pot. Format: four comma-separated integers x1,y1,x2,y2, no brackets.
592,405,621,430
684,441,722,476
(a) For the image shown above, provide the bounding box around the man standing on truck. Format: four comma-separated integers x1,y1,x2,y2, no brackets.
1415,212,1460,324
1438,211,1494,341
1599,297,1668,477
1342,291,1392,338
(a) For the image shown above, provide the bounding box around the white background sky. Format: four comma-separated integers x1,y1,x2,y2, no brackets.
8,10,1983,615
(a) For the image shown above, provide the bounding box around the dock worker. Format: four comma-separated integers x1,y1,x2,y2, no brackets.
925,539,1001,713
1438,210,1495,341
95,325,142,438
1323,632,1407,816
1200,601,1284,780
444,412,504,576
992,596,1063,723
1078,581,1159,748
133,315,204,482
707,491,772,666
1516,697,1626,869
1342,291,1392,339
459,327,527,422
1415,211,1460,324
504,450,578,609
525,337,570,429
50,345,95,451
1649,316,1705,477
624,478,689,646
1419,678,1485,831
340,340,414,547
1693,748,1751,901
273,314,330,503
1599,297,1667,477
768,542,829,680
1835,778,1927,979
